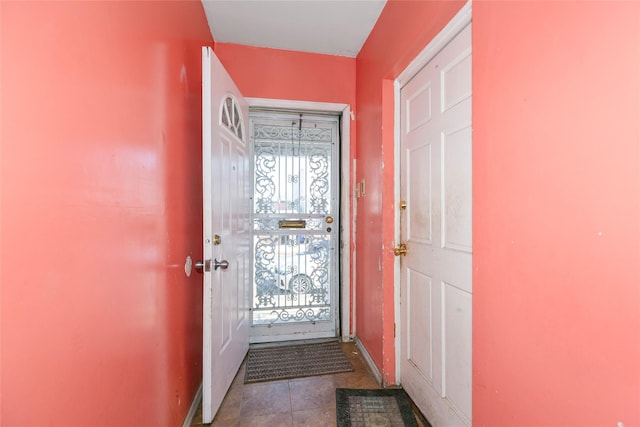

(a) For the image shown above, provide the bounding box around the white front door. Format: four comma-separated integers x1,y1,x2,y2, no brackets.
249,111,340,343
399,24,472,426
201,47,250,423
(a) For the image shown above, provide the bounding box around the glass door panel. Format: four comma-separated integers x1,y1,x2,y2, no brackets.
249,111,339,342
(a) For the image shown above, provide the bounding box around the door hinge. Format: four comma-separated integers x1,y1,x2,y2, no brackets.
394,323,396,338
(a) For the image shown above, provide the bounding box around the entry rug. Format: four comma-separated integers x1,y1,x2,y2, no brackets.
336,388,420,427
244,340,353,383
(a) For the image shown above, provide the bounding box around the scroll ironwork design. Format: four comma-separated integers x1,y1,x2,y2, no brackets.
250,119,335,326
254,126,332,142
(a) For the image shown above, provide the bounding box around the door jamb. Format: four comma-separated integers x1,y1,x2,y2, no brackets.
245,97,354,341
393,1,472,384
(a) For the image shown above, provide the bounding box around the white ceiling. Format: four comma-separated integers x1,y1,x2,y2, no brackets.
202,0,387,58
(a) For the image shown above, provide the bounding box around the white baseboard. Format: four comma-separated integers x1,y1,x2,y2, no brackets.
182,382,202,427
354,337,383,386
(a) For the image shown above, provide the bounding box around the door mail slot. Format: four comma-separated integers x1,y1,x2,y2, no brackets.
278,220,306,229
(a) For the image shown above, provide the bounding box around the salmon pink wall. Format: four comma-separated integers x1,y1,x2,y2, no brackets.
1,2,211,425
355,0,466,384
473,2,640,425
214,43,356,106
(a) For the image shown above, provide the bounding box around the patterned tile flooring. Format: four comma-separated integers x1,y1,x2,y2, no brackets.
190,342,429,427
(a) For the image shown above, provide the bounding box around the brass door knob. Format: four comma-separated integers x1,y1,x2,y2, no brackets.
394,243,407,256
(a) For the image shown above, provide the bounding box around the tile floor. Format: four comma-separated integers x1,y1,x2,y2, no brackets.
190,341,429,427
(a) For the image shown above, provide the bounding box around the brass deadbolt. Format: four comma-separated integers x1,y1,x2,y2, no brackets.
326,216,334,224
394,243,407,256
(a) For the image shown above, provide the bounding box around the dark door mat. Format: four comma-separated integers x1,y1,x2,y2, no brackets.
244,340,353,383
336,388,420,427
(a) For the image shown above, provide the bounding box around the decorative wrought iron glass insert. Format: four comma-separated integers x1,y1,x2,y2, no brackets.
250,112,339,327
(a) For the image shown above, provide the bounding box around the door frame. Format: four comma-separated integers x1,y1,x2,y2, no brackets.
393,0,472,385
246,97,354,341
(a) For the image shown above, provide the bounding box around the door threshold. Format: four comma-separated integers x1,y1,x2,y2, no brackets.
249,337,341,349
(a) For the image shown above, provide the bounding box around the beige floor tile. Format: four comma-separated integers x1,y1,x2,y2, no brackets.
288,376,337,411
239,380,291,418
191,340,430,427
333,371,381,389
213,389,242,422
211,416,239,427
292,407,336,427
239,412,293,427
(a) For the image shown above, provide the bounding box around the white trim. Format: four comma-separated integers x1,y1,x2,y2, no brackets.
245,97,353,340
181,383,203,427
350,158,357,338
393,0,472,385
250,330,337,344
247,98,349,114
355,337,382,386
339,104,353,342
393,78,402,384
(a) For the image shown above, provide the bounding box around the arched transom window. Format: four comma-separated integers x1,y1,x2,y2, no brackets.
220,96,244,141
